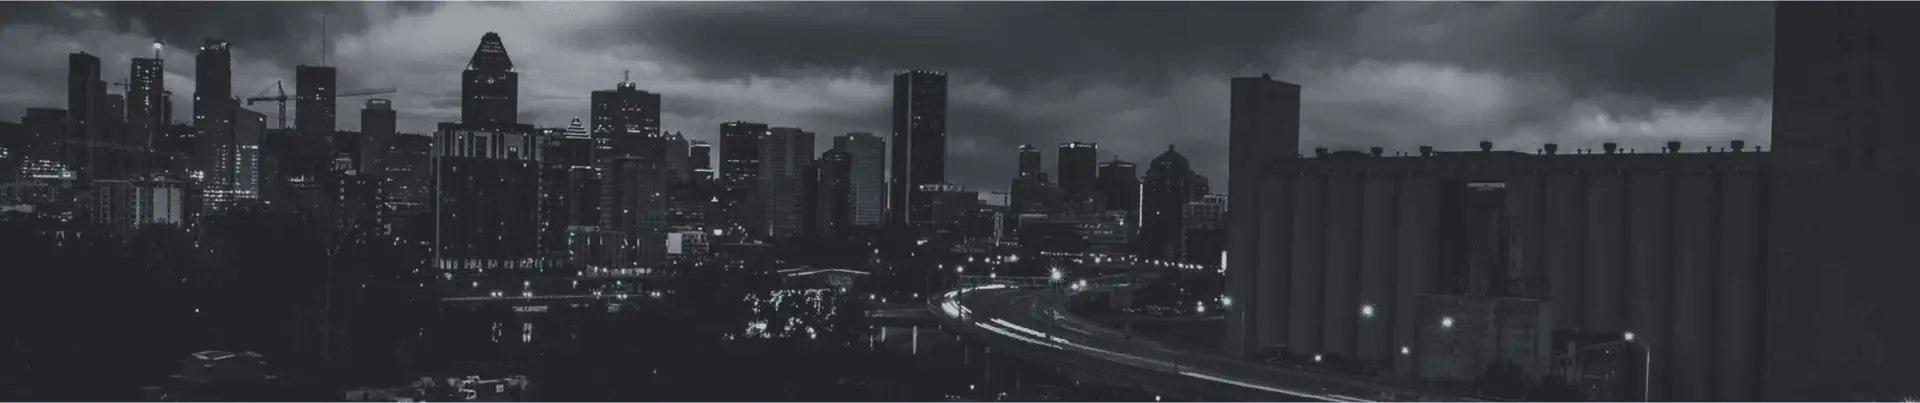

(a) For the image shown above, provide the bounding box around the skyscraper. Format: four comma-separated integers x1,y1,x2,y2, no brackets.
1018,144,1042,179
358,99,395,174
833,132,885,228
193,39,235,210
805,149,853,240
296,65,337,141
760,127,815,239
460,32,517,125
1096,158,1139,220
718,121,767,234
1057,141,1099,212
689,140,713,178
432,122,559,272
68,52,106,183
662,131,690,182
129,56,165,148
889,70,947,227
590,80,662,161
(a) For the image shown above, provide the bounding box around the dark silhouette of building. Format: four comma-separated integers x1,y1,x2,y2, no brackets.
431,122,561,272
601,156,669,268
193,39,236,214
129,56,165,149
761,127,814,239
695,140,718,177
1096,158,1139,221
718,121,767,236
889,70,947,228
1140,145,1207,260
590,79,661,161
1056,141,1098,212
1009,144,1050,233
804,149,853,240
460,32,517,126
295,65,337,142
1761,3,1920,401
833,132,885,228
67,52,106,184
918,182,976,244
1180,193,1225,264
358,99,396,174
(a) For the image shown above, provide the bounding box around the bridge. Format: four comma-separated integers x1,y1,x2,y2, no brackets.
929,277,1481,402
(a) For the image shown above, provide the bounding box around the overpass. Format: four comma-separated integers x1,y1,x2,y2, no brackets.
929,278,1483,402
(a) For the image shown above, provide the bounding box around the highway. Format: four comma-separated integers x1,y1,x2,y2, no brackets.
932,283,1474,402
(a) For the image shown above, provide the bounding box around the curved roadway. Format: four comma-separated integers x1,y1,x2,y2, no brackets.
932,283,1478,402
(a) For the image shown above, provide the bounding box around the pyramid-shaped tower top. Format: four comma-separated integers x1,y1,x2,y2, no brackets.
467,32,514,72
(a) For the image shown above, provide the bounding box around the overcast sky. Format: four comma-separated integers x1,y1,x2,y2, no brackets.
0,2,1774,194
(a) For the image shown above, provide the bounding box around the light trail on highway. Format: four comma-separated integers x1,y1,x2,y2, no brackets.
931,283,1365,402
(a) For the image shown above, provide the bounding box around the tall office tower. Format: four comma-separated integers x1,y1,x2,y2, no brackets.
1056,141,1099,212
161,90,173,128
460,32,518,125
193,39,235,210
804,149,853,240
662,131,690,182
889,70,948,227
1096,158,1139,222
19,109,68,180
433,122,562,272
718,121,767,235
1141,145,1207,260
129,57,165,148
759,127,815,239
589,80,662,161
1018,144,1043,179
358,99,396,173
68,52,106,183
833,132,885,228
295,65,338,141
1221,74,1302,359
689,140,713,178
104,93,126,142
233,108,265,201
600,156,669,269
541,117,594,170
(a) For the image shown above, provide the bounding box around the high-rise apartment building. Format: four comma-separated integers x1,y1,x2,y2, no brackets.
460,32,517,125
889,70,947,227
833,132,885,228
233,108,265,201
432,122,565,272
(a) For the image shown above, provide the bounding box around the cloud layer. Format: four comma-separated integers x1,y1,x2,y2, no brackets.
0,2,1775,194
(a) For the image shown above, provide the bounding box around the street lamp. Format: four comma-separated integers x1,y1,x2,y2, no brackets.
1626,331,1651,402
1360,303,1377,319
1440,316,1455,329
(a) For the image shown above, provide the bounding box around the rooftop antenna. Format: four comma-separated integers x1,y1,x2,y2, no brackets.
321,11,330,66
624,69,631,83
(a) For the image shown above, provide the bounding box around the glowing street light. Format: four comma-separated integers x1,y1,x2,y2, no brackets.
1400,346,1411,355
1360,303,1377,319
1626,331,1651,402
1440,316,1455,329
1049,268,1065,282
1220,295,1234,309
1312,354,1324,363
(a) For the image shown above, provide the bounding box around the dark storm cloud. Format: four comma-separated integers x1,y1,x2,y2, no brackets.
0,2,1776,194
586,2,1342,89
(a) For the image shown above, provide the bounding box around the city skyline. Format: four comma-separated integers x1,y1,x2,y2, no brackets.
0,2,1773,194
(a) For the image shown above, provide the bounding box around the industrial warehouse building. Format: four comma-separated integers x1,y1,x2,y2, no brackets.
1223,3,1920,401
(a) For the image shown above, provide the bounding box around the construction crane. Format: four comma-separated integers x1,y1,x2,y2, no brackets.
244,81,396,130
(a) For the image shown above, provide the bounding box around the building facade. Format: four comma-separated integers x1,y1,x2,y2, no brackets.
889,70,947,228
833,132,885,228
460,33,517,125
